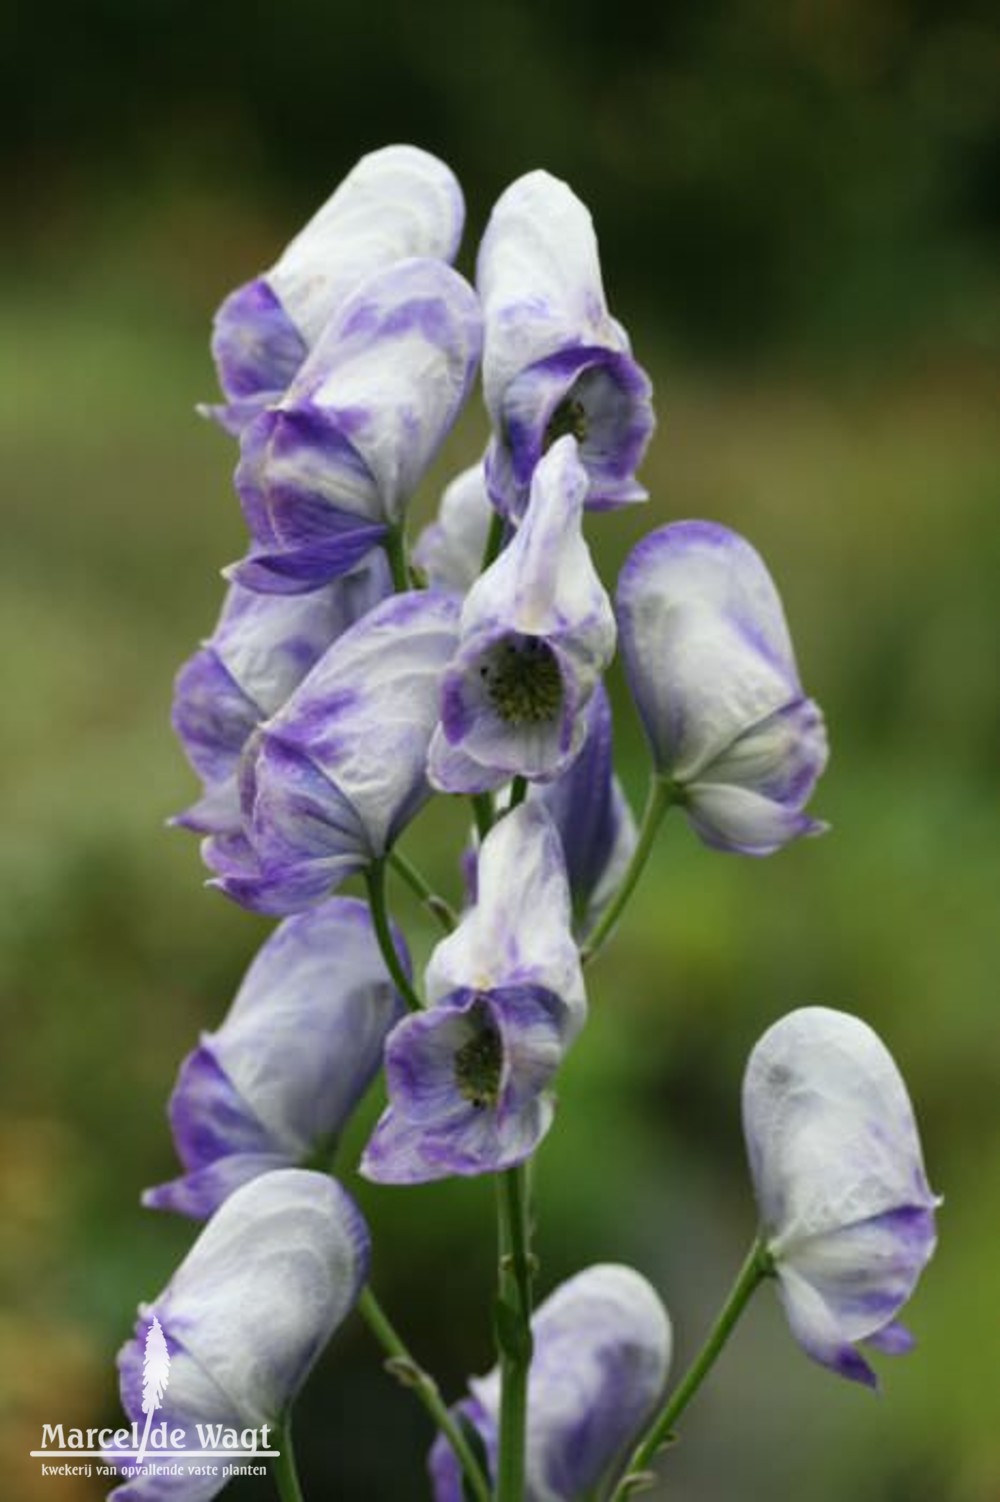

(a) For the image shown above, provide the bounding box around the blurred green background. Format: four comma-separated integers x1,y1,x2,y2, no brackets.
2,1,999,1498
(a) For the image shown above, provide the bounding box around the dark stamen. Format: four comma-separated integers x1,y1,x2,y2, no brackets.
543,397,588,452
454,1020,503,1109
480,636,563,726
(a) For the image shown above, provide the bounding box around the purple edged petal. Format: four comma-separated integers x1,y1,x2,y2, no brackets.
206,146,464,431
172,556,391,802
486,344,654,516
237,259,482,581
743,1007,941,1385
425,802,586,1035
431,438,615,790
222,592,459,915
110,1171,369,1496
617,521,828,854
431,1264,671,1501
477,171,627,421
144,899,406,1218
360,986,564,1184
477,171,653,518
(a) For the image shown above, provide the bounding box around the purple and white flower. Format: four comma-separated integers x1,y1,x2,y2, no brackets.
617,520,829,855
430,1264,672,1501
477,170,654,519
143,899,406,1220
207,589,459,915
361,803,585,1182
412,461,495,596
109,1170,368,1500
172,554,390,835
428,437,616,794
531,685,637,938
205,145,465,435
231,257,482,594
743,1006,940,1388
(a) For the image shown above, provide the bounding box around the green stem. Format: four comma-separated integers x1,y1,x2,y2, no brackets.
384,525,410,593
611,1240,771,1500
365,859,423,1012
471,792,495,842
270,1417,305,1502
506,776,528,813
580,774,675,966
495,1164,535,1502
388,849,457,933
480,509,505,572
358,1287,492,1502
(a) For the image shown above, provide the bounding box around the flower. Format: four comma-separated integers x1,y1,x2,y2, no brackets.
206,589,459,915
412,461,495,595
143,898,406,1219
360,802,585,1182
171,554,390,836
743,1006,941,1387
230,257,482,594
616,520,828,854
428,437,616,794
531,685,637,938
429,1264,672,1501
204,144,465,434
477,169,654,519
108,1169,369,1500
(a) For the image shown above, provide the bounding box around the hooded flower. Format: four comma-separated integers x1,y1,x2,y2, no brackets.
428,437,616,794
617,520,828,855
531,685,636,938
205,144,465,434
477,169,654,519
412,461,495,595
108,1169,369,1501
743,1006,940,1388
360,802,585,1182
207,589,459,915
430,1264,672,1501
230,257,482,594
171,554,390,836
143,899,406,1220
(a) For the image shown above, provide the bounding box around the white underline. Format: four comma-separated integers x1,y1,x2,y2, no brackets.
32,1451,279,1459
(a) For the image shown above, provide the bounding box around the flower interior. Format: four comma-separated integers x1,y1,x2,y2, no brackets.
479,635,564,726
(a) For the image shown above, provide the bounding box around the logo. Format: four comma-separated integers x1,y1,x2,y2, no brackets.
30,1316,279,1483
